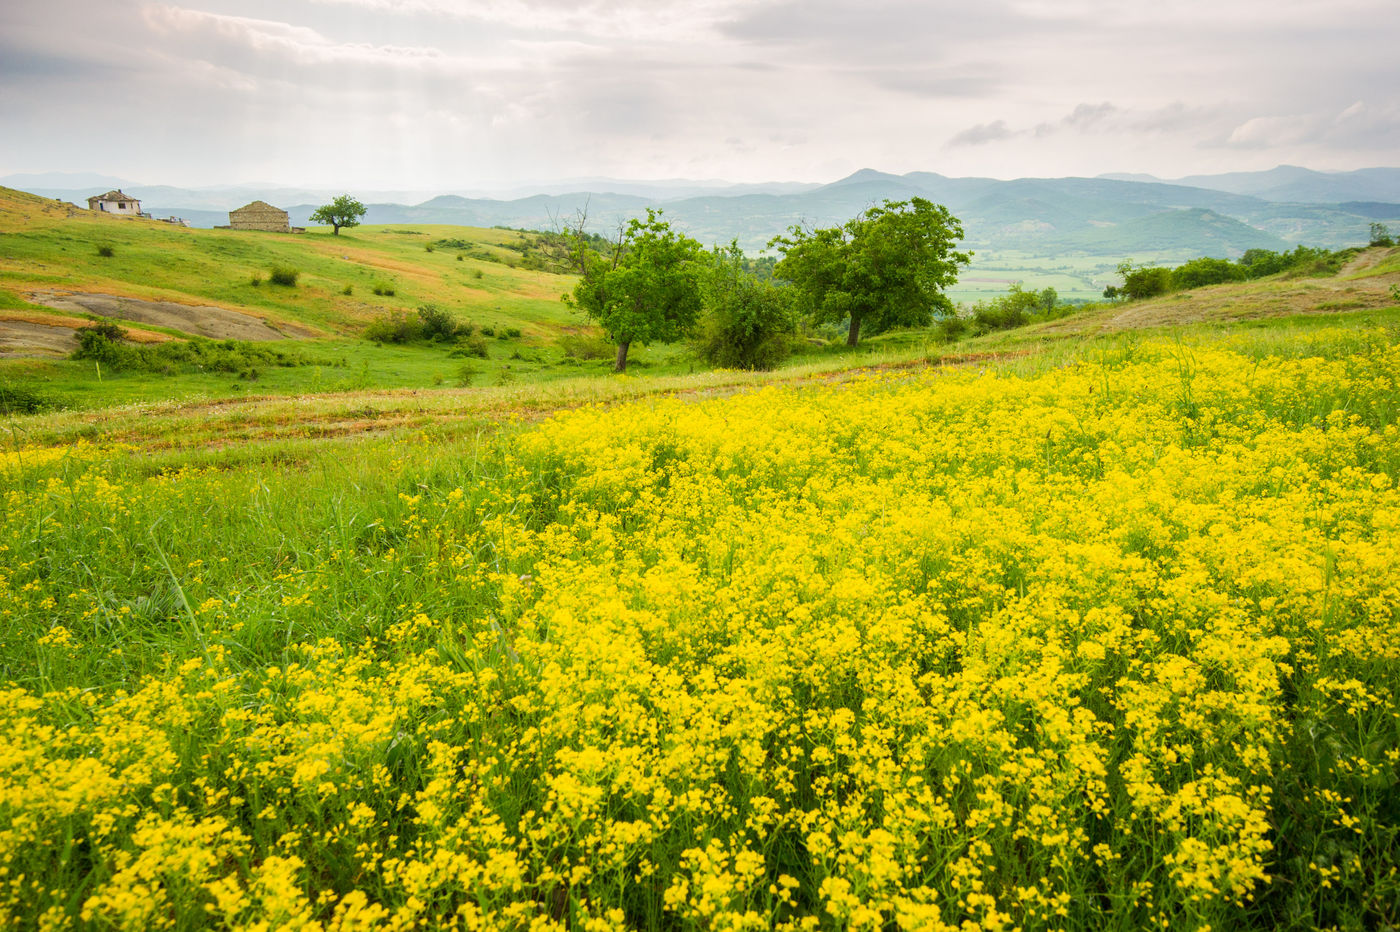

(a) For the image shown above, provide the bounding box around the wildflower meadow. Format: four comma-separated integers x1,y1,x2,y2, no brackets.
2,324,1398,930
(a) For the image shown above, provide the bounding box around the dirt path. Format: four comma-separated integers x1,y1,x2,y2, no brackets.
24,290,320,342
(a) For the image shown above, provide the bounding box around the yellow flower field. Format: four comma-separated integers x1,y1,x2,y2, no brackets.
2,326,1398,930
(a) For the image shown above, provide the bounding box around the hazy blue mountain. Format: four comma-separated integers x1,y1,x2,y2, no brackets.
15,166,1395,260
1135,165,1400,204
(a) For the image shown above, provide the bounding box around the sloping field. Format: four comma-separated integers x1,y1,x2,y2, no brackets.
0,185,579,355
2,311,1397,930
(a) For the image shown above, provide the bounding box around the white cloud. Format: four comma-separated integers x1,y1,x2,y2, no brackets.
143,4,455,70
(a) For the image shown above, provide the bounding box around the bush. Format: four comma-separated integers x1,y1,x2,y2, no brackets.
1238,249,1290,279
363,310,424,344
456,363,480,386
268,266,300,287
341,284,354,296
417,304,463,342
557,331,613,361
935,315,970,343
1370,223,1394,248
72,327,311,374
0,382,58,415
480,326,495,337
72,322,137,367
371,281,396,297
694,249,795,370
1171,256,1242,290
461,334,489,358
1116,261,1172,300
96,245,114,258
969,283,1041,333
249,273,263,287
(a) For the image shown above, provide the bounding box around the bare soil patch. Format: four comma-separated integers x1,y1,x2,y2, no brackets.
0,320,83,357
24,290,319,342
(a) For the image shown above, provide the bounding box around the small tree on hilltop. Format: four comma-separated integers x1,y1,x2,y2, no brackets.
770,197,970,347
310,195,367,235
566,208,705,373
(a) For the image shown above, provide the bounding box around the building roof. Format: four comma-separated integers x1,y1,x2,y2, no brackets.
231,200,287,214
90,189,138,202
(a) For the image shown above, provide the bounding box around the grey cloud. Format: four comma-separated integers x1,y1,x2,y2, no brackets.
719,0,1031,57
867,66,1002,100
956,103,1215,148
949,120,1015,147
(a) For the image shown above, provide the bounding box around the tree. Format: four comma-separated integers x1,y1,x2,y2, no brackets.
1370,222,1394,247
769,197,970,347
310,195,367,235
693,242,796,371
567,208,705,372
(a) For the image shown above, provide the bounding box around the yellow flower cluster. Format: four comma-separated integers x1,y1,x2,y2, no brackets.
2,329,1398,929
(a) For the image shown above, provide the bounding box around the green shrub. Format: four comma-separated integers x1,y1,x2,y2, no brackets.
556,331,614,361
96,245,114,258
0,382,58,415
363,310,423,344
480,326,495,337
936,315,970,343
1116,261,1171,300
72,326,310,374
1370,223,1394,248
692,243,796,371
473,269,483,279
268,266,300,287
341,284,354,296
461,334,489,358
1171,256,1242,290
249,273,263,287
969,283,1041,333
416,304,463,342
456,362,480,386
371,281,396,296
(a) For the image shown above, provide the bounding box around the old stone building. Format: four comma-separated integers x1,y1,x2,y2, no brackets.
87,190,142,215
229,200,291,232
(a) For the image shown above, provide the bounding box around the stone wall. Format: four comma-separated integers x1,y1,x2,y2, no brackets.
229,202,290,233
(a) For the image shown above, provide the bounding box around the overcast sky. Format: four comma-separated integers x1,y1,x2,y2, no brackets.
2,0,1397,190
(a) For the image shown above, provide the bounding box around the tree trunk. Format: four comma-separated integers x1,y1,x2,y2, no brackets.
846,315,862,347
614,340,631,372
331,224,340,235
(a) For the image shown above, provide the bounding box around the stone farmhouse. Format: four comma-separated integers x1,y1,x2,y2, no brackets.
87,190,143,216
227,201,304,233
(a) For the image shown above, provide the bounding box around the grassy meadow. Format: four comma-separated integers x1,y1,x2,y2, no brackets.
0,186,703,407
2,191,1400,930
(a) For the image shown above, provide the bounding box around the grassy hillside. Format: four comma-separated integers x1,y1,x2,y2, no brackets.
0,186,576,338
0,187,704,407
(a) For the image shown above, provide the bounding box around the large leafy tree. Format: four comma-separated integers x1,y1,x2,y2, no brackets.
770,197,970,346
309,194,367,235
568,209,705,372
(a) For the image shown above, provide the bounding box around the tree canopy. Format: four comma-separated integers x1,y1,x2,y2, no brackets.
567,209,705,372
310,195,367,235
770,197,970,346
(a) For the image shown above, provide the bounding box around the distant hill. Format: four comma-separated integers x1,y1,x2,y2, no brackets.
14,165,1397,260
1107,165,1400,205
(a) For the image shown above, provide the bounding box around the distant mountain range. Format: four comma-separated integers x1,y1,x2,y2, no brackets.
8,166,1399,260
